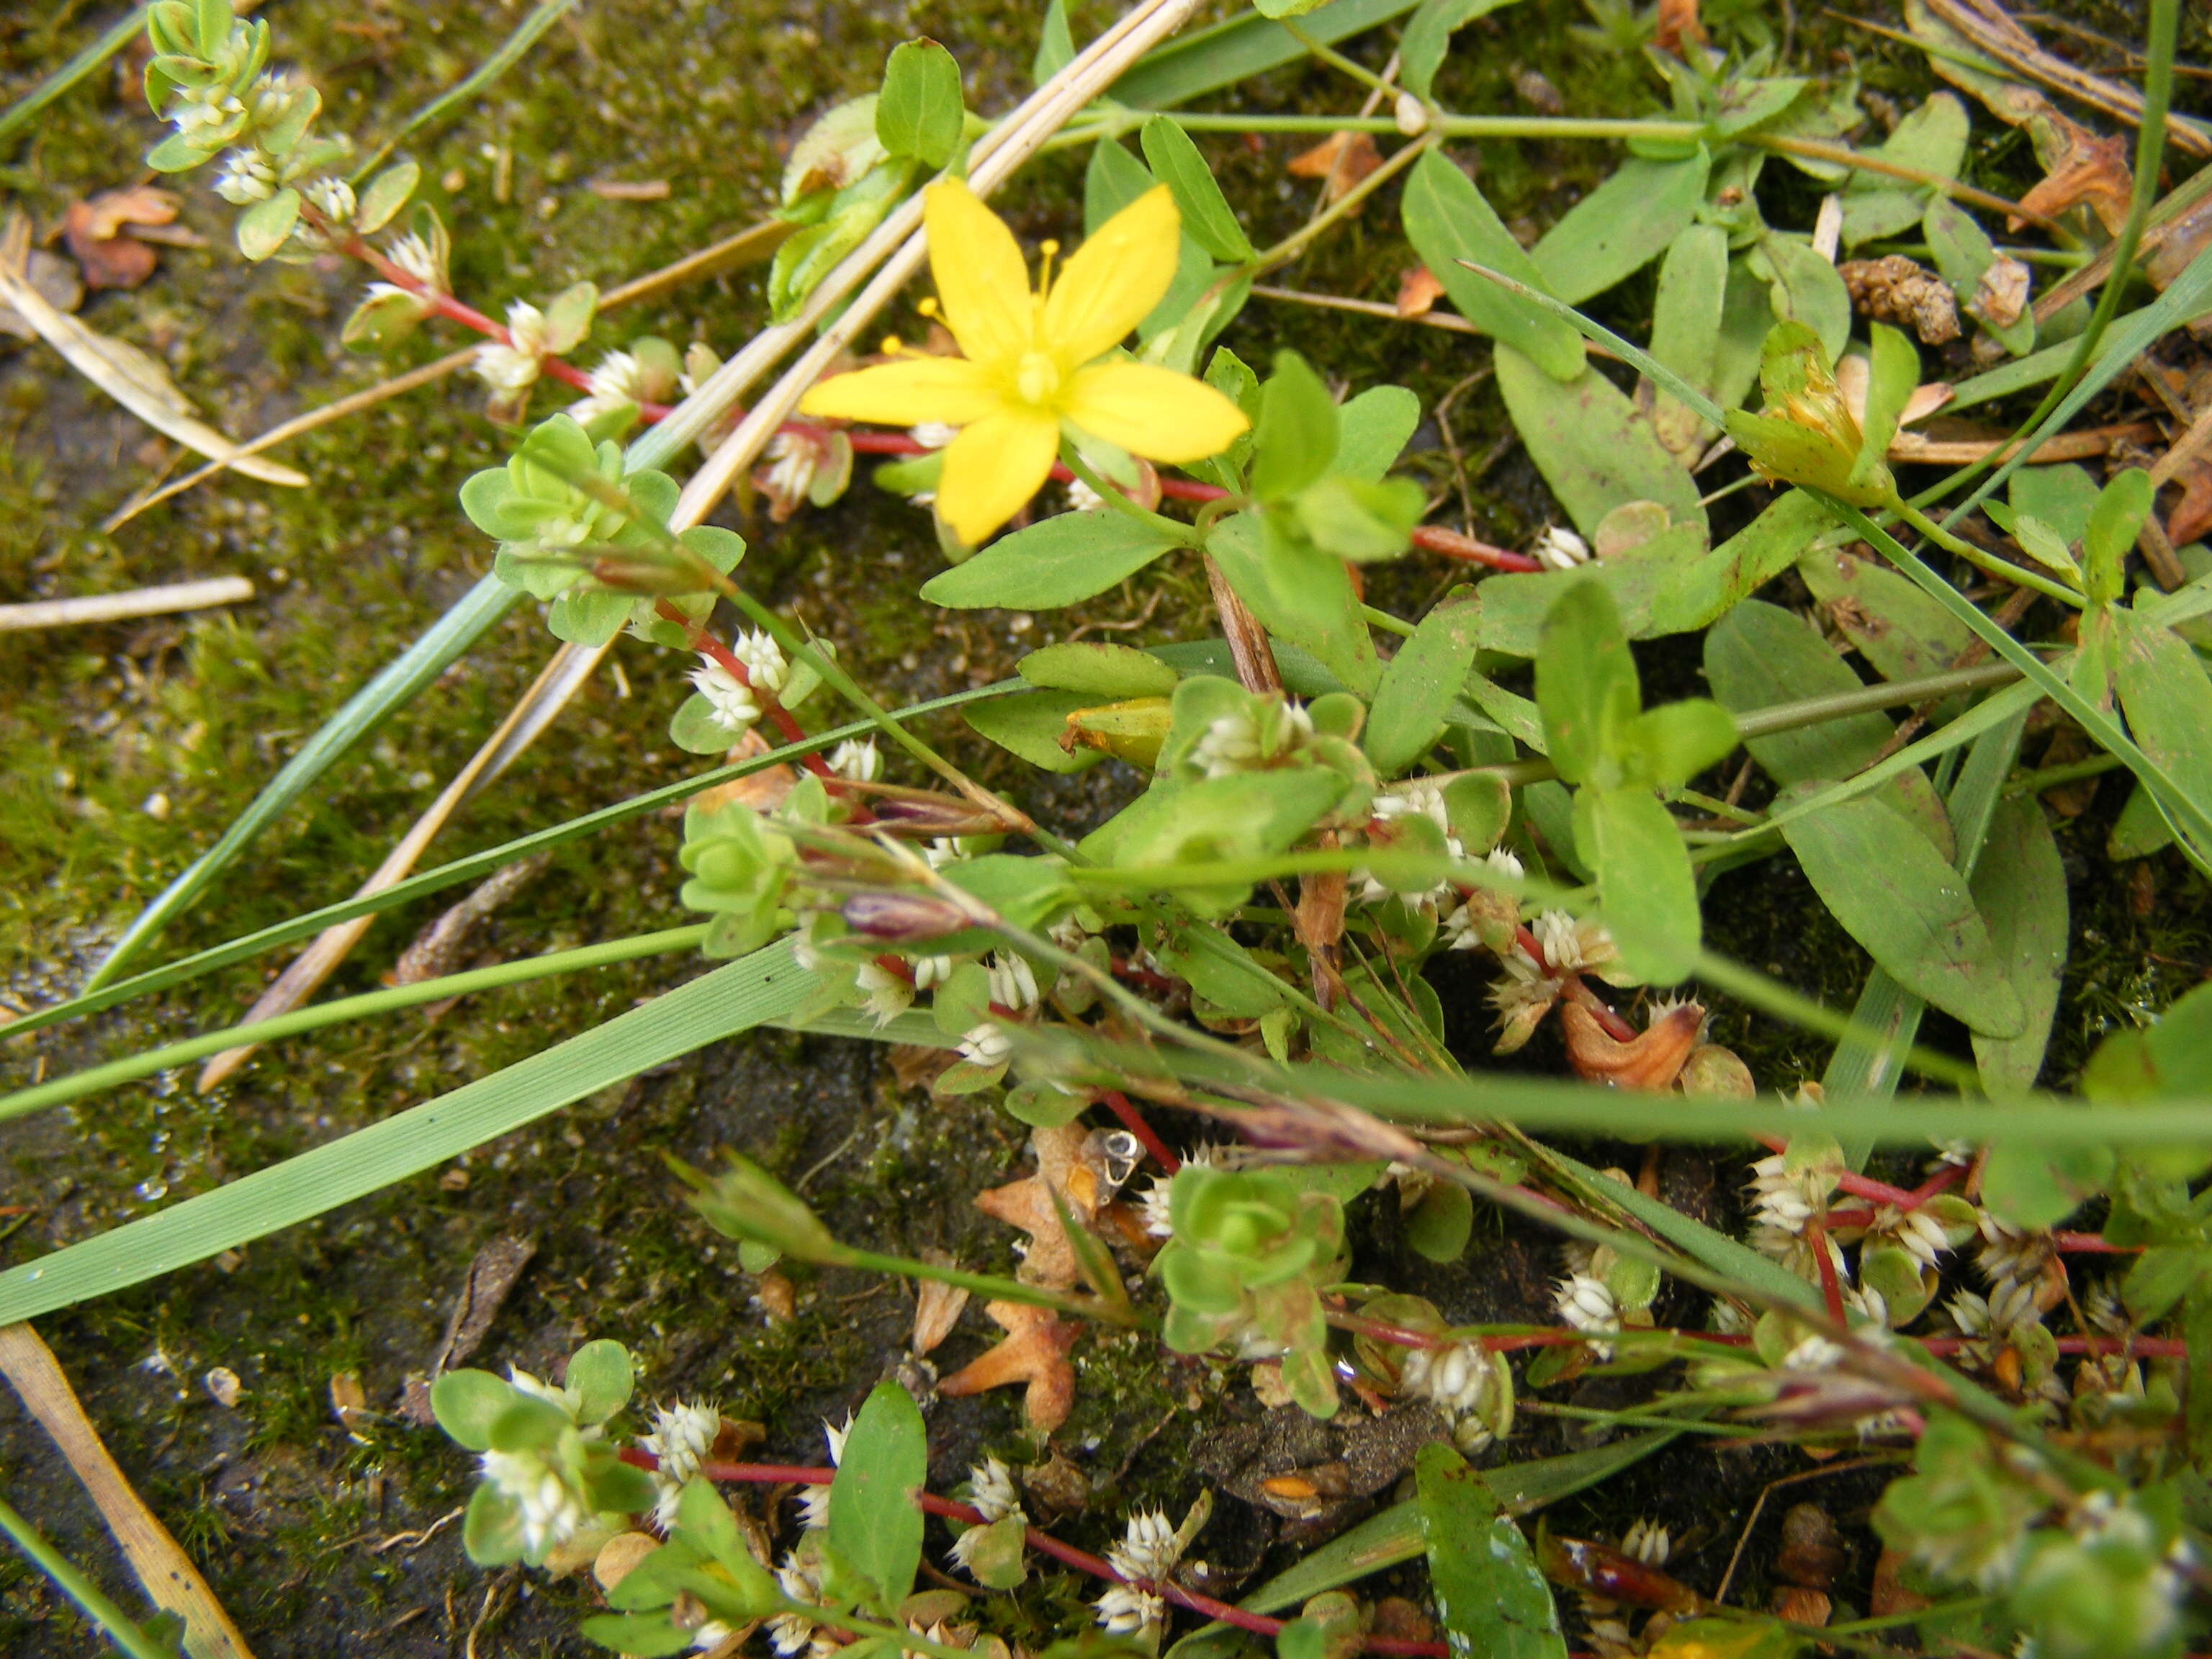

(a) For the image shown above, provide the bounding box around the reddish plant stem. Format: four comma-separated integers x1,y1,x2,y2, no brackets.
1097,1089,1179,1173
660,604,837,782
343,235,1538,575
2054,1232,2140,1254
620,1452,1449,1656
1807,1218,1848,1326
1109,956,1179,994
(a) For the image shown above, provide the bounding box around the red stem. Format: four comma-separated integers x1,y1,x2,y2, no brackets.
663,606,837,782
1807,1218,1847,1326
1098,1089,1179,1173
618,1451,1448,1655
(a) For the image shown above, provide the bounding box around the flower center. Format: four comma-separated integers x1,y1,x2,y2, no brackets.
1014,351,1061,406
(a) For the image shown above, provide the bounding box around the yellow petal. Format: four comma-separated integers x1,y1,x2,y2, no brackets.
797,355,1003,427
935,409,1061,546
1061,361,1250,464
1041,185,1182,368
925,181,1034,370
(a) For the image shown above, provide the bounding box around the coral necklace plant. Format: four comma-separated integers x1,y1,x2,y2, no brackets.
798,179,1249,544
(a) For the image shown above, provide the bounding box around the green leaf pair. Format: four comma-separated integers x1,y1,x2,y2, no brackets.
1535,581,1736,982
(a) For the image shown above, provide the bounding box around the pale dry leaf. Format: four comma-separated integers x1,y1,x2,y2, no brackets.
912,1257,971,1357
1393,265,1446,318
2012,114,2131,235
0,250,82,341
1969,255,2031,329
1285,131,1382,204
64,186,182,292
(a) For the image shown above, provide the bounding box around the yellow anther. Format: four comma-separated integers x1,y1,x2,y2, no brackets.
881,335,903,356
917,296,940,318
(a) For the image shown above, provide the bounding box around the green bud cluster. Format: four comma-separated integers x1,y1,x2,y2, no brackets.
1154,1167,1349,1418
678,777,835,958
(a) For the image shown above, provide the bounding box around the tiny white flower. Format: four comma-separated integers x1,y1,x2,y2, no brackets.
770,1553,825,1653
1553,1272,1619,1359
213,148,276,204
1620,1519,1671,1566
474,301,550,393
478,1445,589,1555
642,1399,722,1530
1094,1582,1165,1635
1533,524,1591,570
958,1024,1012,1069
910,422,960,449
986,952,1039,1012
1193,709,1262,778
1782,1334,1845,1372
1066,475,1105,512
1372,778,1452,832
689,658,763,736
301,176,356,223
386,230,440,288
923,837,966,871
729,630,790,695
827,737,882,783
912,954,954,991
855,961,913,1026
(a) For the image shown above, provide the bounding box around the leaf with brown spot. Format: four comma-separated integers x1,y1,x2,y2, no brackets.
63,186,181,291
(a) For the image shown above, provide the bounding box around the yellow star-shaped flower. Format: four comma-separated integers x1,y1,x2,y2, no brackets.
799,179,1251,545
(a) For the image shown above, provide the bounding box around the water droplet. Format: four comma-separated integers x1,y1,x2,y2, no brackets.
135,1177,168,1202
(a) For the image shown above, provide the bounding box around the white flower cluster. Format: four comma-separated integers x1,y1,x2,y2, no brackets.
475,300,552,395
948,1457,1027,1575
1096,1507,1184,1635
478,1444,590,1556
641,1399,721,1530
1532,524,1591,570
827,737,881,783
1977,1216,2054,1304
1619,1518,1671,1566
1357,778,1462,906
1192,701,1313,779
214,148,276,204
958,1024,1012,1068
1442,849,1523,950
855,960,912,1025
1552,1272,1619,1360
689,657,763,737
1399,1341,1514,1452
566,349,644,424
987,952,1040,1012
1138,1144,1233,1239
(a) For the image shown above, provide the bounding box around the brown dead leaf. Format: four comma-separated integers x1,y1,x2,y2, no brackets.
64,186,181,292
1653,0,1706,54
1285,131,1382,204
974,1124,1096,1290
912,1254,971,1357
1560,1000,1704,1089
2012,116,2131,235
2167,454,2212,547
889,1042,956,1092
1393,265,1446,319
937,1299,1078,1431
1969,255,2031,329
691,727,798,814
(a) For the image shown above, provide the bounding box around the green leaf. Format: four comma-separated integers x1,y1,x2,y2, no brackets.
1401,153,1585,380
1020,642,1180,699
1534,580,1639,788
1775,786,2024,1038
964,688,1105,774
1107,0,1424,111
1574,786,1701,984
429,1370,514,1451
1646,222,1730,463
2086,469,2155,602
1251,351,1340,503
2009,464,2103,544
1366,595,1478,775
1406,1181,1474,1262
920,510,1180,608
2113,606,2212,856
876,39,964,170
1141,117,1253,261
1292,475,1424,561
830,1381,927,1611
0,944,820,1325
235,187,300,261
1750,233,1851,362
1331,385,1421,482
565,1339,633,1423
1415,1443,1567,1659
1033,0,1074,84
1531,153,1709,306
1969,796,2068,1094
1205,511,1378,694
1494,346,1705,539
1796,544,1977,695
1397,0,1521,100
1624,699,1736,790
1646,486,1825,634
356,159,419,234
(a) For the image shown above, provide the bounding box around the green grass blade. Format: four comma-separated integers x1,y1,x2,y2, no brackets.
13,683,1014,1043
351,0,580,181
0,6,150,150
1107,0,1419,110
82,573,521,993
0,943,815,1326
0,926,706,1123
0,1491,174,1659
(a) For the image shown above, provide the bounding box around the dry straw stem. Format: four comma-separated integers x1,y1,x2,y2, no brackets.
105,219,792,532
0,217,305,489
194,639,606,1091
0,1323,256,1659
668,0,1208,530
0,575,254,633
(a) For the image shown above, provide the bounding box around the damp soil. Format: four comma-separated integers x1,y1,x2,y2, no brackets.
2,1,2210,1654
